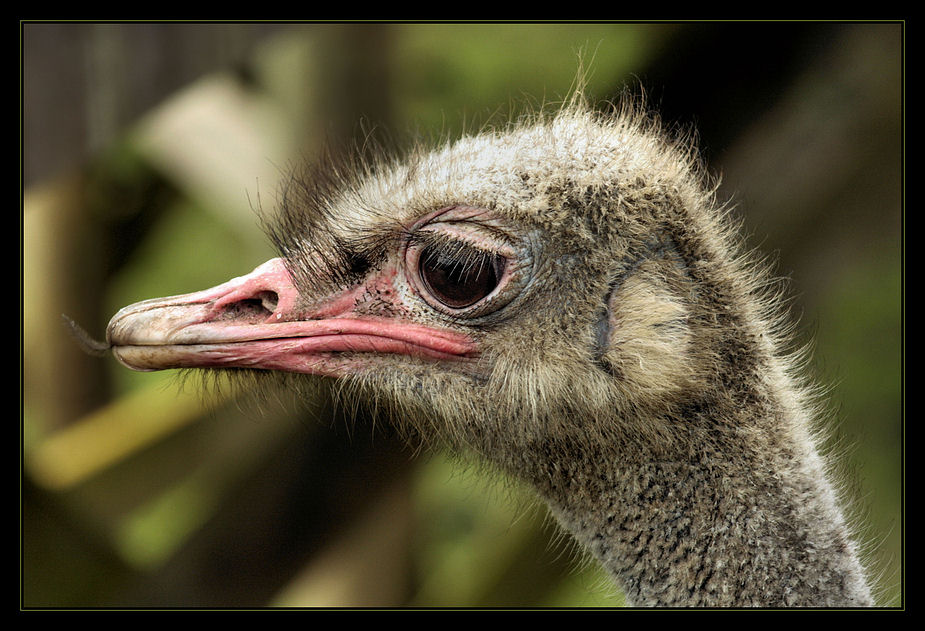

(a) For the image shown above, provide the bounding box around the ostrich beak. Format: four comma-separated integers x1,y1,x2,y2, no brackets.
106,257,477,376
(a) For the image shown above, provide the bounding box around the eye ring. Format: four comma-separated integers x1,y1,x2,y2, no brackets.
401,207,531,320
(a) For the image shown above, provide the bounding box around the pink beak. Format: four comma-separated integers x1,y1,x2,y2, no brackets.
107,257,477,377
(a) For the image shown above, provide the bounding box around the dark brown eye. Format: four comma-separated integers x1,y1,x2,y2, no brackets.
419,244,506,309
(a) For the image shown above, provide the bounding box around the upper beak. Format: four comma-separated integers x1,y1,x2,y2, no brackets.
106,257,477,377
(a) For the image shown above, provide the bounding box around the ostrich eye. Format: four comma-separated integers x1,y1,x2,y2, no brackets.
418,243,507,309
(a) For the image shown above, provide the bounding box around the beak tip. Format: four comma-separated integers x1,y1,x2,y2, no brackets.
115,353,149,372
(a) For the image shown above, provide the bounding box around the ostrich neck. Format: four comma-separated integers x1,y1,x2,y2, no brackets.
512,403,873,607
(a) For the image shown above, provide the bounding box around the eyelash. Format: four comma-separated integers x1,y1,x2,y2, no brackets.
418,238,495,275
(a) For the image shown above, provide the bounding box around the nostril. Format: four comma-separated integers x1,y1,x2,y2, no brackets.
257,291,279,313
218,291,280,322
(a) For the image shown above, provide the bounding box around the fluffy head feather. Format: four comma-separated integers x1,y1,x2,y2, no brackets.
260,99,788,459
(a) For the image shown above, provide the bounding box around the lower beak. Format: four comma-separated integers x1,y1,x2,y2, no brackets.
106,258,477,377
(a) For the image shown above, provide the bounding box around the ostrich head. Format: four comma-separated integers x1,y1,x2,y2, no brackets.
105,98,873,606
109,101,728,455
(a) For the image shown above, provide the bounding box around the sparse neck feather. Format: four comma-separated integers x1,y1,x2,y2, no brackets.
509,394,873,607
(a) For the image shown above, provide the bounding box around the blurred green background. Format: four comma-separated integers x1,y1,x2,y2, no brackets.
22,22,902,608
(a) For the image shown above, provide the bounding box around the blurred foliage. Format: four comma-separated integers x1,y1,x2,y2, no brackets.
22,22,902,608
390,24,672,134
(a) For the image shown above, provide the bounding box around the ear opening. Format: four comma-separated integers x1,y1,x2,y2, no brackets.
594,243,698,402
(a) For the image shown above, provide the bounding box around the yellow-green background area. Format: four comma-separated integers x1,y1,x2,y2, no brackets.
23,22,902,608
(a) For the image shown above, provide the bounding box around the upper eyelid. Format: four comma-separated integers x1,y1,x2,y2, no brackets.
409,221,517,257
407,230,491,255
436,220,517,246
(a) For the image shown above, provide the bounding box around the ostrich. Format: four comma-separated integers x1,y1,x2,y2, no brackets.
103,97,873,607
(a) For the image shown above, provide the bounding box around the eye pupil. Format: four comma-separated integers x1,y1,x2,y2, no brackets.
419,245,505,309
